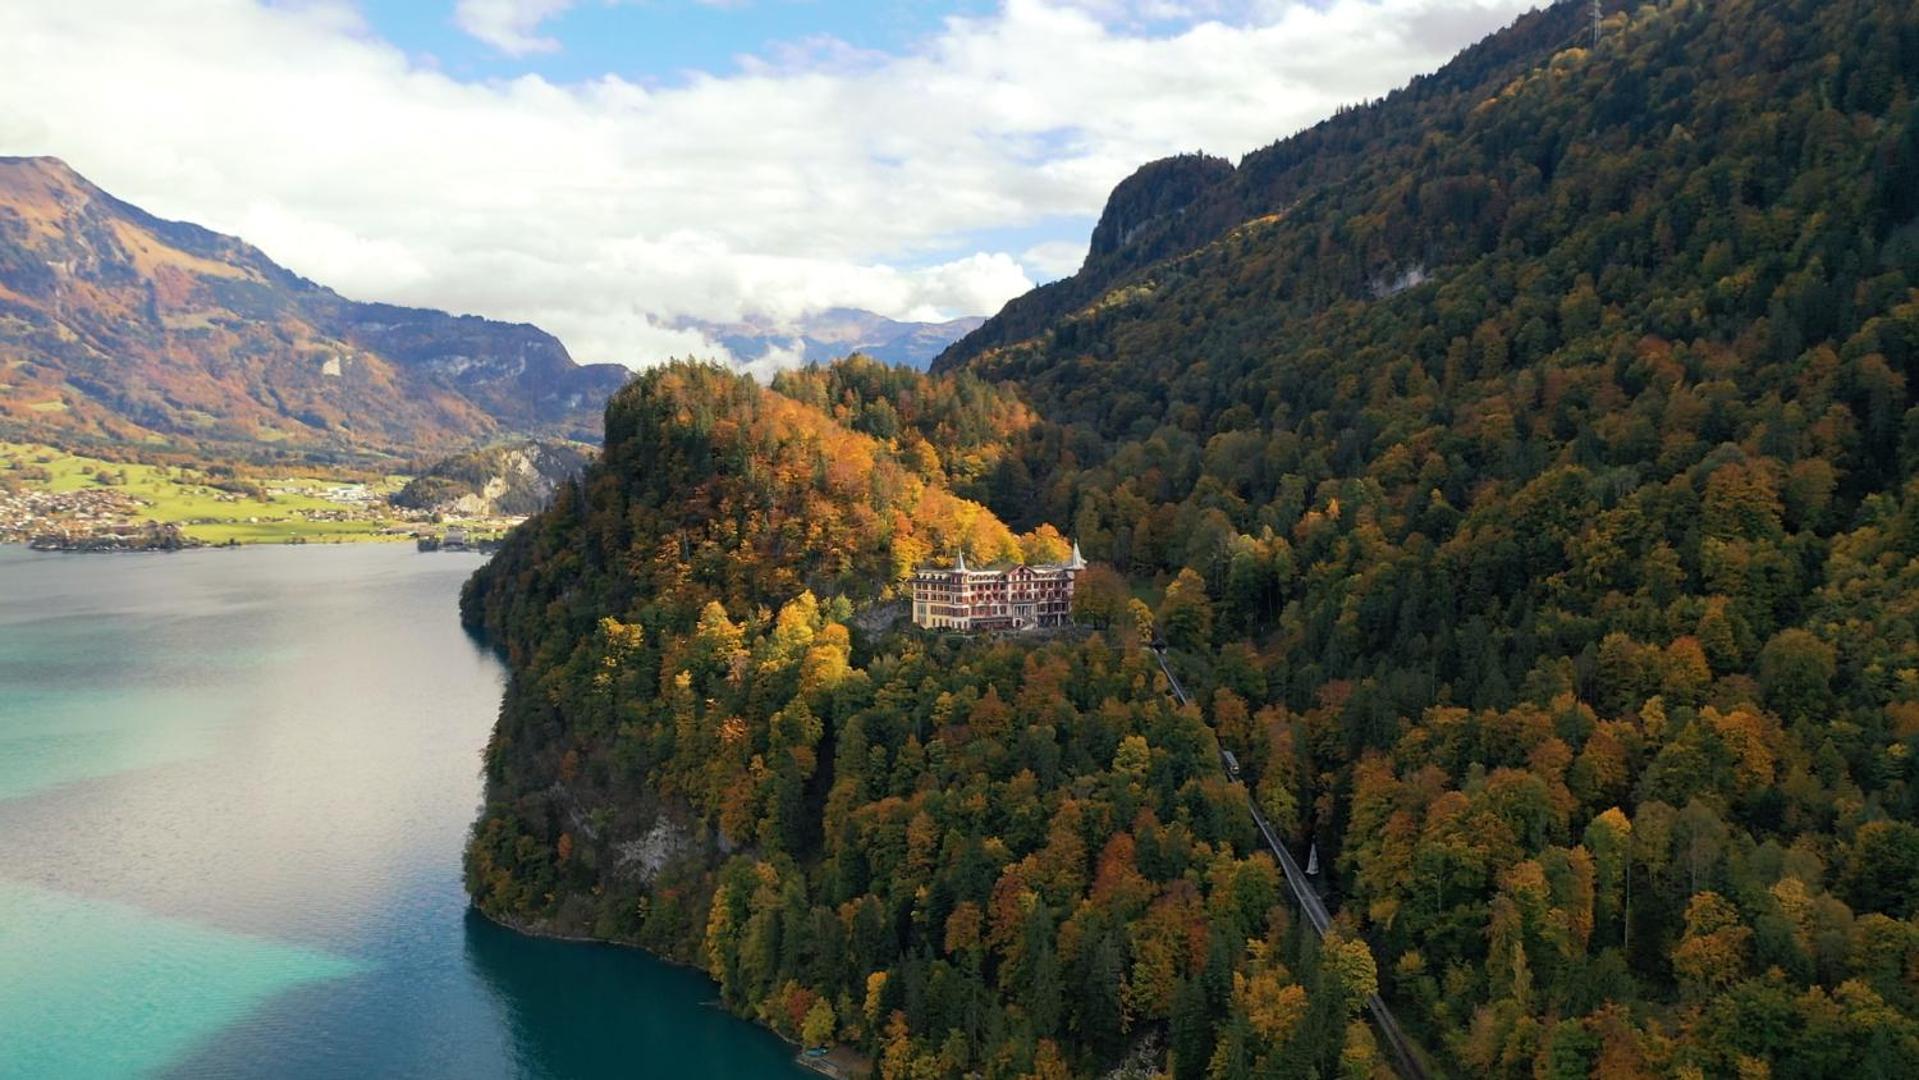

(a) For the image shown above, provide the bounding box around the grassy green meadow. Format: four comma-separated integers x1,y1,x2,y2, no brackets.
0,441,417,544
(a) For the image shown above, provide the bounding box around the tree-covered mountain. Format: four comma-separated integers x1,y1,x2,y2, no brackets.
461,363,1357,1076
0,157,630,457
463,0,1919,1076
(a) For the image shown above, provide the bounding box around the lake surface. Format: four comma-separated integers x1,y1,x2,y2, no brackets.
0,544,806,1079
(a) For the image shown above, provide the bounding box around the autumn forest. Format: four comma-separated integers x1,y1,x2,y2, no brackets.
461,1,1919,1077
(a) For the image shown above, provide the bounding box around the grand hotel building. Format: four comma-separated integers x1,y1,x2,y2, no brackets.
909,543,1086,632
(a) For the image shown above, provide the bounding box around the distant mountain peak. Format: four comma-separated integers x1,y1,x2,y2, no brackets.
682,308,987,372
0,155,87,184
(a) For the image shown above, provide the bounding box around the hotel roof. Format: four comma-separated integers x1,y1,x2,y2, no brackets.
915,539,1086,576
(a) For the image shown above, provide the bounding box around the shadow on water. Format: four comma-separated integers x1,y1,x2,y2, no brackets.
161,909,806,1080
459,908,808,1079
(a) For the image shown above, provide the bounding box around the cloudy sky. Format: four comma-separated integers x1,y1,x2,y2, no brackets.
0,0,1539,369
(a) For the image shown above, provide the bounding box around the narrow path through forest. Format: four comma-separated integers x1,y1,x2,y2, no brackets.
1149,646,1431,1080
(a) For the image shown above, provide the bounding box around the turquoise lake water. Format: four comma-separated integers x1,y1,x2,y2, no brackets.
0,544,806,1079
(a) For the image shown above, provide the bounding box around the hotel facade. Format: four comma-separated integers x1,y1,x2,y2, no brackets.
910,544,1086,632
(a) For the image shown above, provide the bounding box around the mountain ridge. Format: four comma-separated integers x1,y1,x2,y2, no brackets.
933,0,1603,372
0,156,629,457
683,307,987,372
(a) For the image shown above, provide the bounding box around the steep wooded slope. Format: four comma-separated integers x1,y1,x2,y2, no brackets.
460,362,1379,1077
933,1,1624,372
462,1,1919,1076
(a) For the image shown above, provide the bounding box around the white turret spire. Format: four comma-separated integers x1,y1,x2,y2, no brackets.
1066,540,1086,570
955,549,968,572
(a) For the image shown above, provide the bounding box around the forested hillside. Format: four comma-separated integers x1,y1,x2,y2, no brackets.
465,0,1919,1076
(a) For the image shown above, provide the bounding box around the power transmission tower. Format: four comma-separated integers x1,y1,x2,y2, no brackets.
1592,0,1602,48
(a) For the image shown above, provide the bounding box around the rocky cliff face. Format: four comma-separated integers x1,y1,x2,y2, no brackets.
929,153,1245,371
0,157,629,456
391,439,594,517
1084,152,1236,261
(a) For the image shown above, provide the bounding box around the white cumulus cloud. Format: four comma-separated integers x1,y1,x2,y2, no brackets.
454,0,577,55
0,0,1541,370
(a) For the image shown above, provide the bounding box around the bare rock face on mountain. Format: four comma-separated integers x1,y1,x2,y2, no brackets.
391,440,594,517
0,157,629,456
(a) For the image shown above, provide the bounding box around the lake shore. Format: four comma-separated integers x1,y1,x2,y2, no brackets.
472,903,874,1079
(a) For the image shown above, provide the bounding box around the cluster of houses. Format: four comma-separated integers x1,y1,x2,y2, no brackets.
0,486,148,544
909,542,1086,633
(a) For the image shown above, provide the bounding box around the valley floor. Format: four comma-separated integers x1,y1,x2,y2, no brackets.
0,441,519,549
